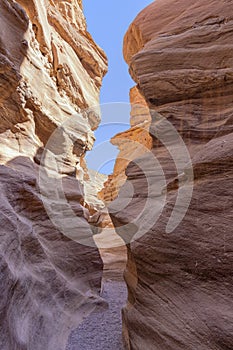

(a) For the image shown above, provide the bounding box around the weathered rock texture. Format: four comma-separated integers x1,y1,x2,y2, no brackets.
0,1,108,349
110,1,233,349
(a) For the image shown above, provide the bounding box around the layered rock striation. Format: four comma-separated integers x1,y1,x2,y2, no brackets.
0,1,108,349
110,1,233,349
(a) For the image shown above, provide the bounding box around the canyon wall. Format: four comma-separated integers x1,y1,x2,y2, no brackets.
110,1,233,349
0,1,107,349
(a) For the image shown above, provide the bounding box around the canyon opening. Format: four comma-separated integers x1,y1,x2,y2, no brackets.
0,1,233,350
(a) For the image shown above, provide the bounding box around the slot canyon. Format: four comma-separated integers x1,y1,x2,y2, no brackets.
0,1,233,350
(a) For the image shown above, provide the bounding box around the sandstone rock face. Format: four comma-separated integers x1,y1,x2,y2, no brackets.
0,1,107,349
110,1,233,349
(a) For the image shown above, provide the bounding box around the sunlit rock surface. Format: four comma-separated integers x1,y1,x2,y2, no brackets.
0,1,108,349
99,87,152,204
110,1,233,349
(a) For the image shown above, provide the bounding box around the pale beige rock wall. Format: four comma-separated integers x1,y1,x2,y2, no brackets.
0,0,107,166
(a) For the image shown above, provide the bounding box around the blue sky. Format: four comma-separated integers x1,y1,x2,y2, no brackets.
83,0,153,174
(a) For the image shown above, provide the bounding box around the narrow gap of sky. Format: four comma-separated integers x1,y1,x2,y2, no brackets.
83,1,153,174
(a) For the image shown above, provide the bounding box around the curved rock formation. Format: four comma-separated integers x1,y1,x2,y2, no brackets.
0,1,108,349
110,1,233,349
